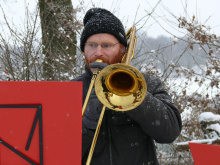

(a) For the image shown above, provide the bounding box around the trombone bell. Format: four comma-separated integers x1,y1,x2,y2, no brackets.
95,63,147,111
105,68,138,96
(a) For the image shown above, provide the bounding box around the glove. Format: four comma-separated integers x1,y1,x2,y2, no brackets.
89,62,108,70
83,88,103,130
83,62,109,130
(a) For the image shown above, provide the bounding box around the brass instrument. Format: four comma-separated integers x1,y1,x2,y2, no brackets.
83,26,147,165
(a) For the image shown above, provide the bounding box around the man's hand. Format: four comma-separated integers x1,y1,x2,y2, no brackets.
83,62,109,129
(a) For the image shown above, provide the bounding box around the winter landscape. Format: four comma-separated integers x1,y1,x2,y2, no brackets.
0,0,219,164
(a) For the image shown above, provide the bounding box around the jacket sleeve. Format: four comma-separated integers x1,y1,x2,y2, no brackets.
125,74,182,143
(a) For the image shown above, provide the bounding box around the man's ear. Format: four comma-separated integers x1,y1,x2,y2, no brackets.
119,45,126,63
120,45,126,55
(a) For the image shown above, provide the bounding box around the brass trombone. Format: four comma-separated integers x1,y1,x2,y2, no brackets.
82,26,147,165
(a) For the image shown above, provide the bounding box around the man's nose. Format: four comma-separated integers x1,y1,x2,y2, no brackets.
95,45,103,57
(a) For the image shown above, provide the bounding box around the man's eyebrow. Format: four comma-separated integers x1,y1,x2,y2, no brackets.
86,41,95,43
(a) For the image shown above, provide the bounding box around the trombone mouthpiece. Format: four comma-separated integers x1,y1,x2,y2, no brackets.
96,59,103,63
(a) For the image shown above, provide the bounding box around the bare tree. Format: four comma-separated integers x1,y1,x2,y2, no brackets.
0,0,83,81
39,0,80,80
0,3,43,81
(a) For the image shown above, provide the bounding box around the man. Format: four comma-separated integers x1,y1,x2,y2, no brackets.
74,8,182,165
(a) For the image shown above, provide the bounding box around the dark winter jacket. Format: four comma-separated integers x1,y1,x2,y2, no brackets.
73,65,182,165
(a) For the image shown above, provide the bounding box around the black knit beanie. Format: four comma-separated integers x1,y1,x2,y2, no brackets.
80,8,127,52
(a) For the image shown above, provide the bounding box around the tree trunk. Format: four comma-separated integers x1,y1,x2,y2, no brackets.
39,0,77,80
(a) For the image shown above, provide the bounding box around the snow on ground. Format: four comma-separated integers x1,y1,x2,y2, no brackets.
176,138,220,146
199,112,220,122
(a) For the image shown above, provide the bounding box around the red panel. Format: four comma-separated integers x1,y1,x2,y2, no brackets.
0,81,82,165
0,108,39,164
189,142,220,165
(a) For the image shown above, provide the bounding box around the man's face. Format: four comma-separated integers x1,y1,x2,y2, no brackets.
84,33,125,69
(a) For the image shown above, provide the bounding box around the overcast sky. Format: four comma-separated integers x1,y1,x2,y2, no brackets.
1,0,220,38
82,0,220,38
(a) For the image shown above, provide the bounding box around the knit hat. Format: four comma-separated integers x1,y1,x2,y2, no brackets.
80,8,127,52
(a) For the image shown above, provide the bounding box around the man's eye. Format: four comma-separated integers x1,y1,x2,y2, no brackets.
102,44,110,48
89,43,96,47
